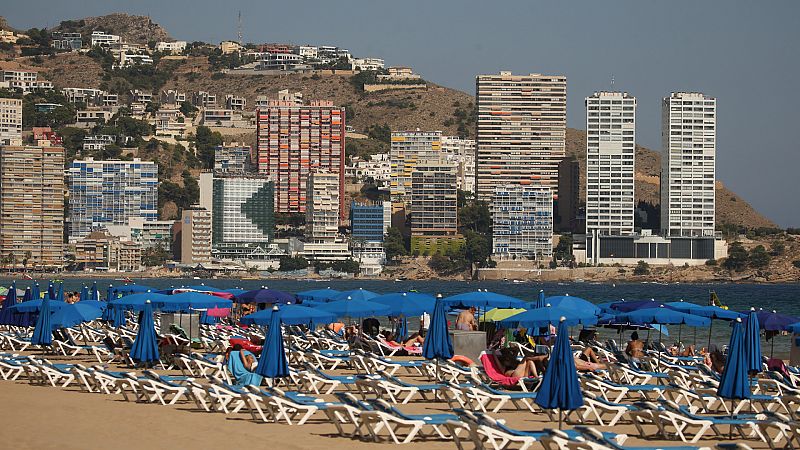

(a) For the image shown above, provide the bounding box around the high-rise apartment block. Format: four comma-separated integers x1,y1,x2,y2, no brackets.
475,72,567,201
0,97,22,146
441,136,476,194
67,158,158,242
661,92,716,237
410,164,460,254
210,174,275,259
0,144,64,269
390,130,442,204
492,185,553,259
585,92,636,236
306,171,341,243
255,92,345,219
177,207,212,264
556,156,581,233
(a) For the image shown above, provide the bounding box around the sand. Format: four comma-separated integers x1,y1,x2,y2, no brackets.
0,352,778,450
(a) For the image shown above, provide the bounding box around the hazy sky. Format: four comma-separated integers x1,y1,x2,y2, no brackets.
5,1,799,226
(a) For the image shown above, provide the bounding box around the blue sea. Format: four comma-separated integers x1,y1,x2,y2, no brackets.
4,277,799,357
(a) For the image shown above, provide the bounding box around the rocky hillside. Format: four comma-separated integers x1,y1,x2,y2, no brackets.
50,14,172,44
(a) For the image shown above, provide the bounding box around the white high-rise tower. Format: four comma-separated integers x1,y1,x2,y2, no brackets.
661,92,716,237
585,92,636,236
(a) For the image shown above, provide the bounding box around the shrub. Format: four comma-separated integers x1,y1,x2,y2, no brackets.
705,259,717,266
633,260,650,276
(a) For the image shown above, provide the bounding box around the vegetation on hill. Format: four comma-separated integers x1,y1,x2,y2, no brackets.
50,13,173,44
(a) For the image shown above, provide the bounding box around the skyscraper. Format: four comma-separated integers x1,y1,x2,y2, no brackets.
67,158,158,242
389,130,442,204
255,92,345,219
585,92,636,236
492,184,553,259
475,72,567,201
0,143,64,269
661,92,716,237
210,174,275,259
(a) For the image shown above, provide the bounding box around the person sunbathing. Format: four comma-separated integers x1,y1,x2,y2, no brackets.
380,330,424,347
574,348,605,372
225,344,262,386
497,347,544,378
625,331,645,366
668,343,696,357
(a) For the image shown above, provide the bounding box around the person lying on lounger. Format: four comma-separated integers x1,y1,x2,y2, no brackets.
225,344,262,386
496,347,545,378
380,330,425,347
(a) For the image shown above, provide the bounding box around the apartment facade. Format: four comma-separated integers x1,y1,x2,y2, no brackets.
214,143,251,173
0,144,64,269
410,164,460,254
441,136,476,194
67,158,159,242
492,185,553,259
475,72,567,201
210,174,275,259
306,171,341,243
0,97,22,146
178,207,212,264
585,92,636,237
661,92,717,237
390,130,442,204
351,201,391,242
255,96,345,219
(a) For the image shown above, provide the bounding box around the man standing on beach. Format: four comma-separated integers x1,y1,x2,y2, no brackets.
456,306,478,331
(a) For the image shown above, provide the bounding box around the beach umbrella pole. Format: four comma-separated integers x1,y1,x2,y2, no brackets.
708,320,713,351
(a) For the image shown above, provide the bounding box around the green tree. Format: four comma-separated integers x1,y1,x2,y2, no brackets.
384,227,408,262
464,230,491,267
180,101,198,117
792,260,800,269
770,240,785,256
748,245,771,268
554,234,574,261
723,242,749,271
279,256,308,272
182,171,200,206
194,125,223,169
458,200,491,235
633,260,650,276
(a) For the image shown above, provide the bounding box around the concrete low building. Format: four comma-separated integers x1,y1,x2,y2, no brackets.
584,230,728,266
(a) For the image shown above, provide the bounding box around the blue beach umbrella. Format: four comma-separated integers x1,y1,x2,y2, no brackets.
755,310,798,332
31,295,53,346
106,284,116,301
236,287,295,304
256,305,289,379
546,295,601,315
241,304,335,327
46,283,56,300
110,292,172,311
90,282,100,301
500,304,599,328
743,308,762,374
158,292,233,312
395,316,409,341
80,286,89,302
296,288,341,302
56,283,64,302
32,282,41,300
371,292,436,316
610,298,667,313
224,288,248,297
316,296,391,319
50,302,104,329
443,290,526,309
422,295,454,376
615,306,710,327
535,317,584,429
182,284,225,293
668,300,743,348
10,298,67,313
129,300,160,366
717,318,750,401
0,281,20,326
331,288,379,303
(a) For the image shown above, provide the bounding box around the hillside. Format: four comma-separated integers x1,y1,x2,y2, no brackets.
50,14,172,44
33,46,775,230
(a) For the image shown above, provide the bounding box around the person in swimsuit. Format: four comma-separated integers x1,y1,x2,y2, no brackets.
625,331,645,367
455,307,478,331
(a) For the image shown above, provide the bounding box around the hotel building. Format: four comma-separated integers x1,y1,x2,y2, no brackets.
492,185,553,259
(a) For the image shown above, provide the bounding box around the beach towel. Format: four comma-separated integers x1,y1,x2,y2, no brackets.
227,350,263,386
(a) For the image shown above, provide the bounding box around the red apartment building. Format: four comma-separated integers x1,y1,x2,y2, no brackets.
255,98,346,221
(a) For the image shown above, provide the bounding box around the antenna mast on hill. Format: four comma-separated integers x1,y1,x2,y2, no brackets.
237,11,243,45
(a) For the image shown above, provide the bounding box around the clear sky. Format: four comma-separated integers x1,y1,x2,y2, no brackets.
5,0,799,226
